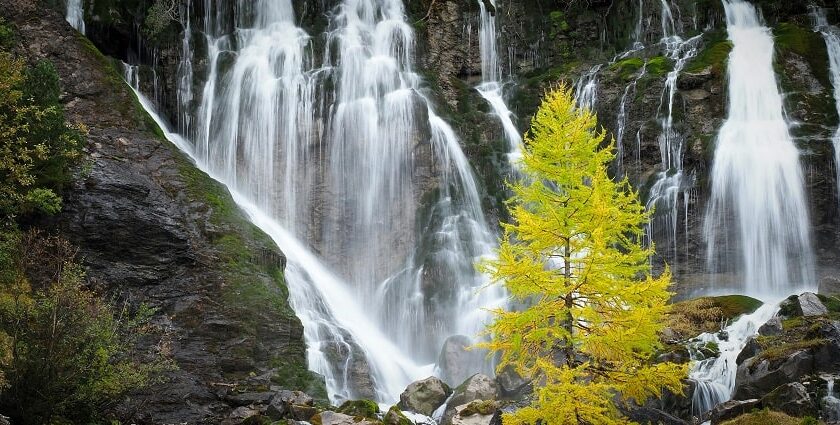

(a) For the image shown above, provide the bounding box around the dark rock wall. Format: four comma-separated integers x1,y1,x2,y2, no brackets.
0,1,321,423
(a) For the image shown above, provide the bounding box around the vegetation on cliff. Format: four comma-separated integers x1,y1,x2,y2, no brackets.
479,86,687,424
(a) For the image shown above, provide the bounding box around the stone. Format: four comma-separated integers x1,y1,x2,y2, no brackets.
437,335,485,387
820,275,840,296
760,382,815,417
450,401,495,425
398,376,452,416
442,374,499,425
822,395,840,423
266,390,317,421
222,406,259,425
626,406,688,425
224,391,274,407
384,406,414,425
316,411,379,425
495,366,530,398
758,317,783,336
798,292,829,317
735,336,762,365
709,399,761,425
734,350,814,400
337,399,380,418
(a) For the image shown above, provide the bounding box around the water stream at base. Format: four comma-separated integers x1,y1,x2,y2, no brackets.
65,0,85,33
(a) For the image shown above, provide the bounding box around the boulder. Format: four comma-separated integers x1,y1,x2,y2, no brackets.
709,399,761,424
758,317,783,336
384,406,414,425
337,399,379,418
442,375,499,425
437,335,485,387
734,350,814,400
316,411,379,425
735,337,761,365
398,376,452,416
760,382,814,417
222,407,259,425
450,401,496,425
266,390,317,421
495,366,530,398
798,293,829,317
626,406,688,425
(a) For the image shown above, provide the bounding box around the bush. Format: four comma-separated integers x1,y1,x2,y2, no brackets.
0,229,172,424
0,52,84,218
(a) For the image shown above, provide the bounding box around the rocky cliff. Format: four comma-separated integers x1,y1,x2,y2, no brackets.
0,1,322,423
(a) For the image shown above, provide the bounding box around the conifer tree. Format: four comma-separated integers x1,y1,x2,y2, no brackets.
480,86,687,425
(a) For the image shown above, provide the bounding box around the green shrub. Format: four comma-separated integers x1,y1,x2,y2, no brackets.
0,53,84,218
0,229,172,425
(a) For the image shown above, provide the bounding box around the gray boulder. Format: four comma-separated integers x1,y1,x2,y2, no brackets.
758,317,783,336
760,382,814,417
443,374,499,425
450,401,497,425
266,390,317,421
398,376,452,416
798,293,829,317
709,399,760,424
822,395,840,423
437,335,485,387
495,366,530,398
316,411,379,425
222,407,259,425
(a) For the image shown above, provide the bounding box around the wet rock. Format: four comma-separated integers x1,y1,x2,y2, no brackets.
443,374,499,425
384,406,414,425
437,335,485,387
626,406,688,425
398,376,452,416
798,292,829,317
760,382,814,417
735,336,761,365
734,350,814,400
677,67,714,90
709,399,761,425
822,395,840,422
758,317,783,336
266,390,316,421
224,391,274,407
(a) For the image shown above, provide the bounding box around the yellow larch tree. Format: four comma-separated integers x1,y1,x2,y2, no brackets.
479,86,687,425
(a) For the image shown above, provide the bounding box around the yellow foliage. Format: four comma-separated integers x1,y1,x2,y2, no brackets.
479,86,688,425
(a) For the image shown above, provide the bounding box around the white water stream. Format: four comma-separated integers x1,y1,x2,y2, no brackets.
124,0,505,404
703,0,815,298
813,7,840,208
65,0,85,33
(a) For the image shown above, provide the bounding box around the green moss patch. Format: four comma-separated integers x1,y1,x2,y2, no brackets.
337,400,380,419
460,400,498,417
666,295,762,340
720,409,816,425
610,57,644,80
774,22,830,88
685,39,733,74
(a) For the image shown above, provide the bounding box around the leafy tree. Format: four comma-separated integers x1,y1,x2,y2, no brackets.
479,86,687,425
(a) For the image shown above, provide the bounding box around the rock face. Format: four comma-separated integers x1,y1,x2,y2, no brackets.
398,376,453,416
760,382,813,417
442,374,499,425
437,335,486,387
758,317,783,336
266,390,317,421
0,1,320,423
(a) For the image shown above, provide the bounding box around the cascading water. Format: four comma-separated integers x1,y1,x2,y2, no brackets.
574,64,602,110
137,0,505,403
66,0,85,33
474,0,522,164
690,0,817,417
703,0,815,298
813,7,840,207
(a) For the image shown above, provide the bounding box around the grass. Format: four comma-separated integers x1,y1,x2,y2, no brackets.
720,409,821,425
666,295,762,340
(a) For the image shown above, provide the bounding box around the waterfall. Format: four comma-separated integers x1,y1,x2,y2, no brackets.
646,31,702,267
66,0,85,34
475,0,522,164
690,0,817,416
574,65,601,110
703,0,815,298
813,7,840,208
137,0,506,403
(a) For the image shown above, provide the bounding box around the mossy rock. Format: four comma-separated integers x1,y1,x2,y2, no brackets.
384,406,412,425
685,39,733,74
666,295,763,340
720,409,817,425
774,22,831,87
610,57,644,80
460,400,498,417
816,294,840,313
338,400,380,419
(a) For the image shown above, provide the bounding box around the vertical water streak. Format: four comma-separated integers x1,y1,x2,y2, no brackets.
475,0,523,164
574,65,602,110
66,0,85,34
703,0,815,298
813,7,840,209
